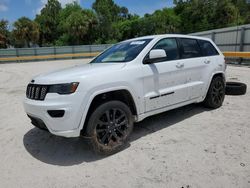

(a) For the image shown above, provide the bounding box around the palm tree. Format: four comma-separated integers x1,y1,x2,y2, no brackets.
0,19,9,48
65,10,89,45
13,17,39,47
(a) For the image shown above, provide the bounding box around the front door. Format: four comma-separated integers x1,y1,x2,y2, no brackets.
143,38,190,112
143,37,206,113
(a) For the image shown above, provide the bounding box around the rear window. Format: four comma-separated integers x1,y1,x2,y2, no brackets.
179,38,202,59
198,40,219,56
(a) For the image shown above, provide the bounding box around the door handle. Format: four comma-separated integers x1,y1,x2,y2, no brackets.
176,63,184,68
204,60,211,64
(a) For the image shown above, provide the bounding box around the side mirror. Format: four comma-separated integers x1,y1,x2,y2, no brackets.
144,49,167,64
149,49,167,59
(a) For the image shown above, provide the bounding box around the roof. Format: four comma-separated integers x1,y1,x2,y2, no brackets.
124,34,212,42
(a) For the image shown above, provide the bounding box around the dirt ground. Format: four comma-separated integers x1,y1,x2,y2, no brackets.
0,59,249,188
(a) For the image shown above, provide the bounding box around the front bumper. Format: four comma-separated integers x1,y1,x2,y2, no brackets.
23,91,87,138
27,115,48,130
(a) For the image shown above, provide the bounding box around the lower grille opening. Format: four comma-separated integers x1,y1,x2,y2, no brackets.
27,115,48,130
47,110,65,118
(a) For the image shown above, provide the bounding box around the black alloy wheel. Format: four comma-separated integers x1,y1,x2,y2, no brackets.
86,101,134,155
203,76,225,109
210,78,225,106
96,108,129,146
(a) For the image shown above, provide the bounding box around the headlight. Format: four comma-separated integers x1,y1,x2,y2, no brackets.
48,82,79,94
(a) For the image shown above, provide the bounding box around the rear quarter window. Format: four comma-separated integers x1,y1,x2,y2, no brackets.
198,40,219,56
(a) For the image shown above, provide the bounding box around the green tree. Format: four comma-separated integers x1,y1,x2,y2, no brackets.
92,0,128,43
174,0,213,33
213,0,238,28
83,9,98,44
232,0,250,24
35,0,61,46
119,6,130,19
12,17,39,47
0,19,10,48
174,0,238,33
2,0,249,48
57,2,83,45
112,15,140,41
150,8,180,34
57,2,98,45
64,11,89,45
112,7,180,41
59,1,82,19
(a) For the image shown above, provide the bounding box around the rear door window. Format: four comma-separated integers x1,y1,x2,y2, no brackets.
198,40,219,56
178,38,202,59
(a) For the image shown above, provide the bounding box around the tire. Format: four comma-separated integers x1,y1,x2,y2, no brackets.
85,101,134,155
226,82,247,95
203,76,225,109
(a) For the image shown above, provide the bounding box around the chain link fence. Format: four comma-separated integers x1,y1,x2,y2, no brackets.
1,24,250,64
0,44,112,63
190,24,250,64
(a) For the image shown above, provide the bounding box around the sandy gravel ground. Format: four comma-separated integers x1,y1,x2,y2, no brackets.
0,59,249,188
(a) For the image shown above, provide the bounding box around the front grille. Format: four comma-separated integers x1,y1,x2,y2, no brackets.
26,84,49,100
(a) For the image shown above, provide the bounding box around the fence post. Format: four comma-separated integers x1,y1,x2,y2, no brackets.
34,47,37,61
16,48,19,63
239,27,245,52
239,27,245,64
211,32,215,42
72,46,74,59
89,45,92,53
54,46,56,60
89,45,92,58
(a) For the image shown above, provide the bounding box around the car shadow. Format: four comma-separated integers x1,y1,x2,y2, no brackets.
130,103,210,142
23,103,210,166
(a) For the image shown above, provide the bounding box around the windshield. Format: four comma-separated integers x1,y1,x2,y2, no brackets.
91,39,152,63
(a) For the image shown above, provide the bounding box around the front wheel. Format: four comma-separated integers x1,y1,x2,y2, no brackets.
86,101,134,155
203,76,225,109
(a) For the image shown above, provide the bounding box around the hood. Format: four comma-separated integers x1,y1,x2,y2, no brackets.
32,63,126,84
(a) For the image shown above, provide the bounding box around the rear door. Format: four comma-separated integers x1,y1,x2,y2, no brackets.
177,38,207,99
197,39,221,95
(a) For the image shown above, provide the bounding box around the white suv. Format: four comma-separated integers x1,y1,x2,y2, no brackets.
23,34,226,154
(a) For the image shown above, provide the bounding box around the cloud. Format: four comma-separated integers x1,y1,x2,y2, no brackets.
0,1,8,12
35,0,80,15
58,0,80,7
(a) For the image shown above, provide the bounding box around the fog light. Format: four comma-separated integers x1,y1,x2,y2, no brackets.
47,110,65,118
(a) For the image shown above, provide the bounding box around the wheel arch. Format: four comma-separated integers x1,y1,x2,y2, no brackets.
79,88,138,135
210,72,226,85
203,71,225,99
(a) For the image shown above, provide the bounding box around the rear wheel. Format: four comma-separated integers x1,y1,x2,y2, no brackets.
86,101,134,155
203,76,225,109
